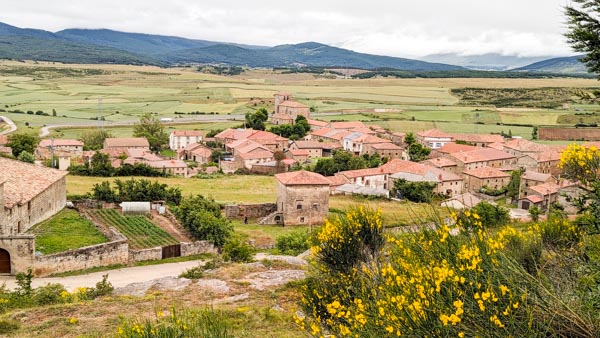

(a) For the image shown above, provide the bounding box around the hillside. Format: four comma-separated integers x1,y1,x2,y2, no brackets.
0,21,463,70
0,35,157,65
514,55,588,74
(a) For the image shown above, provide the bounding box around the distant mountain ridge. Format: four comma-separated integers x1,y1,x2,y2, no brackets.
513,55,588,74
0,21,462,70
420,53,554,71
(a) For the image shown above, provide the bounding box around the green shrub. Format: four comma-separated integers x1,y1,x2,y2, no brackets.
540,214,582,248
179,266,204,280
32,283,67,306
503,232,542,274
117,307,232,338
275,230,310,255
222,237,255,263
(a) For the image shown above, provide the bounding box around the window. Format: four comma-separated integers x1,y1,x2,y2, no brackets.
312,203,319,211
300,217,305,223
297,204,302,210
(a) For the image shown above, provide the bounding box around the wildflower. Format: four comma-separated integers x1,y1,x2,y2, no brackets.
386,326,394,333
499,284,510,296
68,317,78,325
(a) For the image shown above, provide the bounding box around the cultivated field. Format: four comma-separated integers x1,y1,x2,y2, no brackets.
2,61,600,140
90,209,179,250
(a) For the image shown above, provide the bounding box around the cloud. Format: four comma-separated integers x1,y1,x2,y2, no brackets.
0,0,575,57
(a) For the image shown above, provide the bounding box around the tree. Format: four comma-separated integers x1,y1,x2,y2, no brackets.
80,129,113,151
210,149,223,164
565,1,600,76
391,178,437,203
52,109,57,117
133,113,168,151
89,152,114,177
244,108,268,130
507,169,523,202
403,132,430,162
172,194,232,247
559,143,600,185
313,149,369,176
529,205,542,222
17,151,35,163
471,201,510,228
92,181,116,202
7,133,39,157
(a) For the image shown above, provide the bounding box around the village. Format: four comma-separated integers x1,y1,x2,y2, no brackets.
0,90,592,278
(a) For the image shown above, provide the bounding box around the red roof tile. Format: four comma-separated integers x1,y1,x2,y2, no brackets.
275,170,331,185
417,128,451,138
0,157,67,208
39,139,83,147
437,143,478,154
104,137,149,148
450,148,515,164
279,100,309,108
463,167,510,179
171,130,203,137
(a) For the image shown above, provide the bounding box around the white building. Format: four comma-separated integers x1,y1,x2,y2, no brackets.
169,130,203,150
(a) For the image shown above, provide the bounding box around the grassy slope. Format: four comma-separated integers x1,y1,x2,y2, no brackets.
28,209,108,254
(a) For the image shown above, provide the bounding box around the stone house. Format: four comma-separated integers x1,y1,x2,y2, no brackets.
37,139,84,157
274,171,330,226
342,132,391,156
388,163,464,196
169,130,203,150
103,137,150,151
463,167,510,193
306,119,328,131
362,142,404,160
235,149,275,170
502,138,547,158
272,92,310,125
289,141,324,159
522,182,562,211
285,149,309,164
177,143,213,165
0,158,67,274
308,128,353,143
519,171,556,198
423,158,459,174
336,167,390,191
416,129,452,149
327,121,366,130
446,148,517,172
449,134,505,147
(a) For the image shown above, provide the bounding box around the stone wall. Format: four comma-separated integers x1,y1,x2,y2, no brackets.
224,203,277,220
277,182,329,226
181,241,217,256
129,247,162,263
0,236,35,274
34,235,128,277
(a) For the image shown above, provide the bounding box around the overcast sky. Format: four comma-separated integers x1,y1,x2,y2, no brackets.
0,0,576,58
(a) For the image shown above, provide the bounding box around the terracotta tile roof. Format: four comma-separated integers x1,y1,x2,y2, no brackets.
534,151,561,162
281,159,296,165
351,127,377,135
379,159,414,173
463,167,510,179
368,143,403,150
247,130,288,143
104,137,149,148
530,182,560,196
424,157,458,168
326,175,350,187
523,195,544,203
437,143,478,154
322,142,342,150
328,121,366,130
190,146,212,158
336,167,387,179
450,133,505,144
214,128,254,141
238,150,274,160
391,163,463,182
292,140,325,149
279,100,309,108
39,139,83,147
504,139,546,152
307,119,328,127
310,128,353,140
0,157,67,208
522,171,552,182
170,130,203,137
487,142,505,150
450,148,515,164
417,128,451,139
275,170,331,185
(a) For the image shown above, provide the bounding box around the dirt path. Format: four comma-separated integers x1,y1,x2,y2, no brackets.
151,210,192,242
0,259,208,291
0,116,17,135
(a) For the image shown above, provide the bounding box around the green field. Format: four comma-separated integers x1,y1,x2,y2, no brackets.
28,209,108,254
2,61,600,140
90,209,178,250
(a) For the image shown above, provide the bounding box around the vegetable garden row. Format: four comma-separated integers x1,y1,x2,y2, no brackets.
91,209,179,250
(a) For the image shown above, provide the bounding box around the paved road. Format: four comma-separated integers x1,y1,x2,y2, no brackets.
0,259,206,291
0,116,17,135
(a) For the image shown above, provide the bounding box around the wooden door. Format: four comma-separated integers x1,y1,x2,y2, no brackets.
0,249,11,274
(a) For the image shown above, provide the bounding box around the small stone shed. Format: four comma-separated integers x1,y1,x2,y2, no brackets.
274,170,330,226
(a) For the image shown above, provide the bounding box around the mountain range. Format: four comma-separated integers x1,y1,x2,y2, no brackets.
0,21,590,74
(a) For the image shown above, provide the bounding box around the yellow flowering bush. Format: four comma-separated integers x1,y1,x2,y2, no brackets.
298,208,598,337
559,143,600,184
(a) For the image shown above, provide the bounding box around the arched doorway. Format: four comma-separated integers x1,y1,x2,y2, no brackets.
0,249,10,274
